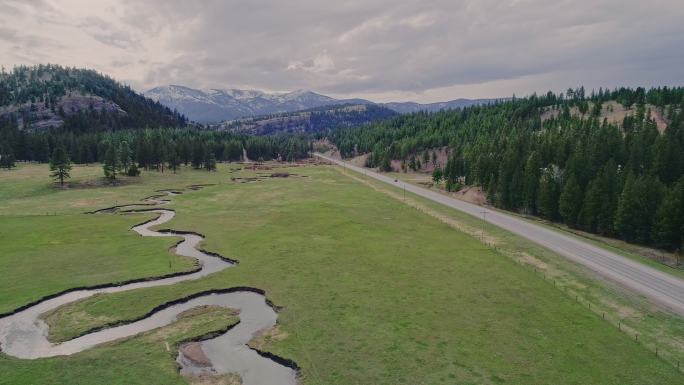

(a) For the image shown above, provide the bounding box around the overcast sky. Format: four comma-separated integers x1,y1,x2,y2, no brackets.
1,0,683,103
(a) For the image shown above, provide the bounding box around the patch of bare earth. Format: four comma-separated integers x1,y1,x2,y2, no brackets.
541,101,668,133
388,147,450,173
180,342,212,367
453,186,487,205
349,153,369,167
58,176,139,190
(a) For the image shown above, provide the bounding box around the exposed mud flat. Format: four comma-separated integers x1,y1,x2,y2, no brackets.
181,342,213,366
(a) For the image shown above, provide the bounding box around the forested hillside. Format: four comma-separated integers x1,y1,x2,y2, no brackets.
0,65,310,171
216,103,397,135
0,120,309,169
0,64,186,132
328,87,684,251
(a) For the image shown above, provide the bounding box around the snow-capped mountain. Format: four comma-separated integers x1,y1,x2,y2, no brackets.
144,85,364,123
144,85,497,123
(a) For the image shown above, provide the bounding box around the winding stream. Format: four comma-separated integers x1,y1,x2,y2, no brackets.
0,188,298,385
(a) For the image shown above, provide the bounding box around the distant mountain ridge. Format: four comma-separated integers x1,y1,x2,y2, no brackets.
145,85,497,123
215,103,398,135
144,85,370,124
383,98,499,114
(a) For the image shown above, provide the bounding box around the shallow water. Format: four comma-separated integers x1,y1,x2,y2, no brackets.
0,191,297,385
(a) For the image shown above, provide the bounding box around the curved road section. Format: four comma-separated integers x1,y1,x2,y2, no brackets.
315,153,684,317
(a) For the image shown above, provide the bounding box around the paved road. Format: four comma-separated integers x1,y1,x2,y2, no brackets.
315,153,684,316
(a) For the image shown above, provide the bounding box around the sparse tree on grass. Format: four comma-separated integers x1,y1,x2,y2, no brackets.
191,141,205,169
0,144,15,169
118,141,132,174
127,163,141,176
49,146,72,186
432,167,443,184
103,146,119,180
168,145,181,173
380,151,392,172
204,151,217,171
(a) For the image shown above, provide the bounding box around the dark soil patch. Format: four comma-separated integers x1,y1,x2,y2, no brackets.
58,177,138,190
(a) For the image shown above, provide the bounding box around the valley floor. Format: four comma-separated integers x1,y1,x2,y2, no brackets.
0,162,682,384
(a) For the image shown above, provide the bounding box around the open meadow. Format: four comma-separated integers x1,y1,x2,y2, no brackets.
0,162,682,385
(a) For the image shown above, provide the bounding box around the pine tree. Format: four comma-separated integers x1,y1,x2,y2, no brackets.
559,174,583,226
49,146,72,186
596,160,620,235
380,151,392,172
653,177,684,250
204,150,217,171
157,139,167,173
615,174,665,243
127,163,141,176
486,174,497,204
537,167,560,220
0,143,15,169
103,146,119,180
409,155,417,171
615,174,637,240
168,145,181,173
118,141,132,174
522,151,541,214
432,167,443,184
191,141,205,169
578,178,601,232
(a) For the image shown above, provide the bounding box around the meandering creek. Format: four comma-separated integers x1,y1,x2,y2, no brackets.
0,188,298,385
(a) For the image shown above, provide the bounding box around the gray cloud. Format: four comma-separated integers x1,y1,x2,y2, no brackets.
0,0,683,101
79,17,140,50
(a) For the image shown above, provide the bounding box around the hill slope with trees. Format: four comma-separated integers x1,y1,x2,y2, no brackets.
0,65,309,172
327,87,684,252
215,103,397,135
0,64,186,133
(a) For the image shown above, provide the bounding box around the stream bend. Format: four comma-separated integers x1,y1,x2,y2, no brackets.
0,188,298,385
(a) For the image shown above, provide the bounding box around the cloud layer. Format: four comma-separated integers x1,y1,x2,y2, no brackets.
1,0,683,102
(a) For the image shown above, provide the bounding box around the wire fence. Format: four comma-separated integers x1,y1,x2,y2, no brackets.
483,240,684,374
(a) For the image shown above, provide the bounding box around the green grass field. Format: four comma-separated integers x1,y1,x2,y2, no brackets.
387,169,684,278
0,163,682,384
